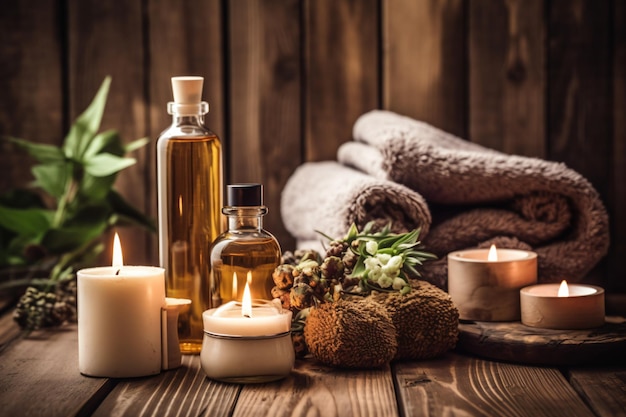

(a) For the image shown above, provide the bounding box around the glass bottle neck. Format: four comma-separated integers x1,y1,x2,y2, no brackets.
171,114,205,126
223,207,267,230
167,101,209,126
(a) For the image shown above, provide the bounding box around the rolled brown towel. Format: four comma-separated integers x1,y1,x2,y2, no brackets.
281,161,431,251
338,110,609,285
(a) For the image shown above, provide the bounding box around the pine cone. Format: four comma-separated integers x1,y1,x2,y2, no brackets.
289,282,316,310
320,256,344,281
272,264,295,289
294,249,322,264
271,286,291,310
325,240,348,258
13,287,73,330
56,278,78,322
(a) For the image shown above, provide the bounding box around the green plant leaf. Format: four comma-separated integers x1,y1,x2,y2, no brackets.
82,129,120,160
64,203,111,228
72,242,104,270
41,222,107,254
78,174,116,202
107,190,155,231
124,137,149,153
0,205,52,235
84,153,136,177
62,76,111,161
5,136,65,164
32,162,71,199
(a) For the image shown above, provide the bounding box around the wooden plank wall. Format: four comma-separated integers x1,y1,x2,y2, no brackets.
1,0,624,292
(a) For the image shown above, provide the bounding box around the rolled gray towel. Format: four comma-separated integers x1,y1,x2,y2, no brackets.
281,161,431,251
338,110,610,284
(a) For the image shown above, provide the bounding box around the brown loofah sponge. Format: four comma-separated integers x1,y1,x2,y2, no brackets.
303,298,397,368
368,280,459,360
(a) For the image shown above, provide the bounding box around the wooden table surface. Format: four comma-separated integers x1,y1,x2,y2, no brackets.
1,311,625,417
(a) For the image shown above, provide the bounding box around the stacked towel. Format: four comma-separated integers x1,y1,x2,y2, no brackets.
281,161,431,252
339,110,609,286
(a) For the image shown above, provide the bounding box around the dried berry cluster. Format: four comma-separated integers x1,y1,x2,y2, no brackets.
271,223,441,360
271,249,348,312
272,223,436,313
13,280,77,331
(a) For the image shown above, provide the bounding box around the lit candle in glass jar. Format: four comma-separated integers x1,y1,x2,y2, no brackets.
200,277,294,383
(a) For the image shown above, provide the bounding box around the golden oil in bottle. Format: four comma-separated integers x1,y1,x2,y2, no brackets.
209,184,281,305
157,76,223,354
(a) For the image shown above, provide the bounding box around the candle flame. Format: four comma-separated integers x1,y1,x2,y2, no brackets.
242,282,252,318
112,232,124,268
232,272,238,298
178,195,183,217
487,244,498,262
558,280,569,297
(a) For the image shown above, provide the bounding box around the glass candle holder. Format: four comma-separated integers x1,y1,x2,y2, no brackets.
200,299,294,383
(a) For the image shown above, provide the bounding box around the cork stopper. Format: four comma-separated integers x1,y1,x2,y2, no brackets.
171,76,203,104
169,76,208,115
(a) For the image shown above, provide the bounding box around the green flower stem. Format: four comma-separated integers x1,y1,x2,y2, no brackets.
44,238,99,291
52,177,78,228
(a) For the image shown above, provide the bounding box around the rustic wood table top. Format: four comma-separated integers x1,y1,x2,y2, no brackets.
1,310,625,417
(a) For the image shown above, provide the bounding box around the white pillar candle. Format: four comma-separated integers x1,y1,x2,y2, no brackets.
448,246,537,321
78,265,166,377
520,281,605,329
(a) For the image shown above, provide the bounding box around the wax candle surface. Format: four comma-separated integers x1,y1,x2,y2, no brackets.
520,282,605,329
448,248,537,321
78,266,166,378
203,301,291,336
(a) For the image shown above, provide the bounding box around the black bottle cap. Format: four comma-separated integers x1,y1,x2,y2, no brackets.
227,183,263,206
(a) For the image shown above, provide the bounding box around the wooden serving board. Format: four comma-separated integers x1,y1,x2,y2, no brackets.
456,317,626,366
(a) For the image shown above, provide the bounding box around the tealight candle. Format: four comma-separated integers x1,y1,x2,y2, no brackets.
200,275,294,383
448,245,537,321
78,233,188,378
520,280,605,329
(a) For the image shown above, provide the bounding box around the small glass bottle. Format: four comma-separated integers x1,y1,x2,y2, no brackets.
209,184,281,305
156,76,223,354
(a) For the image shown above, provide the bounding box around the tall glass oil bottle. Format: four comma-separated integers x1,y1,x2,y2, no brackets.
209,184,281,305
156,76,223,354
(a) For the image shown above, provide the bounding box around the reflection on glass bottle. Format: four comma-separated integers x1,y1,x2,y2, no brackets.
157,76,223,354
210,184,281,305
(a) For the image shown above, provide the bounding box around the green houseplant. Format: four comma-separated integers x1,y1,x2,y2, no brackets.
0,77,154,330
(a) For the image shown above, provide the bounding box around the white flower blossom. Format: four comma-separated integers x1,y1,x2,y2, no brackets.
392,277,406,290
366,240,378,255
376,253,391,265
364,256,379,271
368,267,382,281
382,265,400,278
377,274,394,288
387,255,403,270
